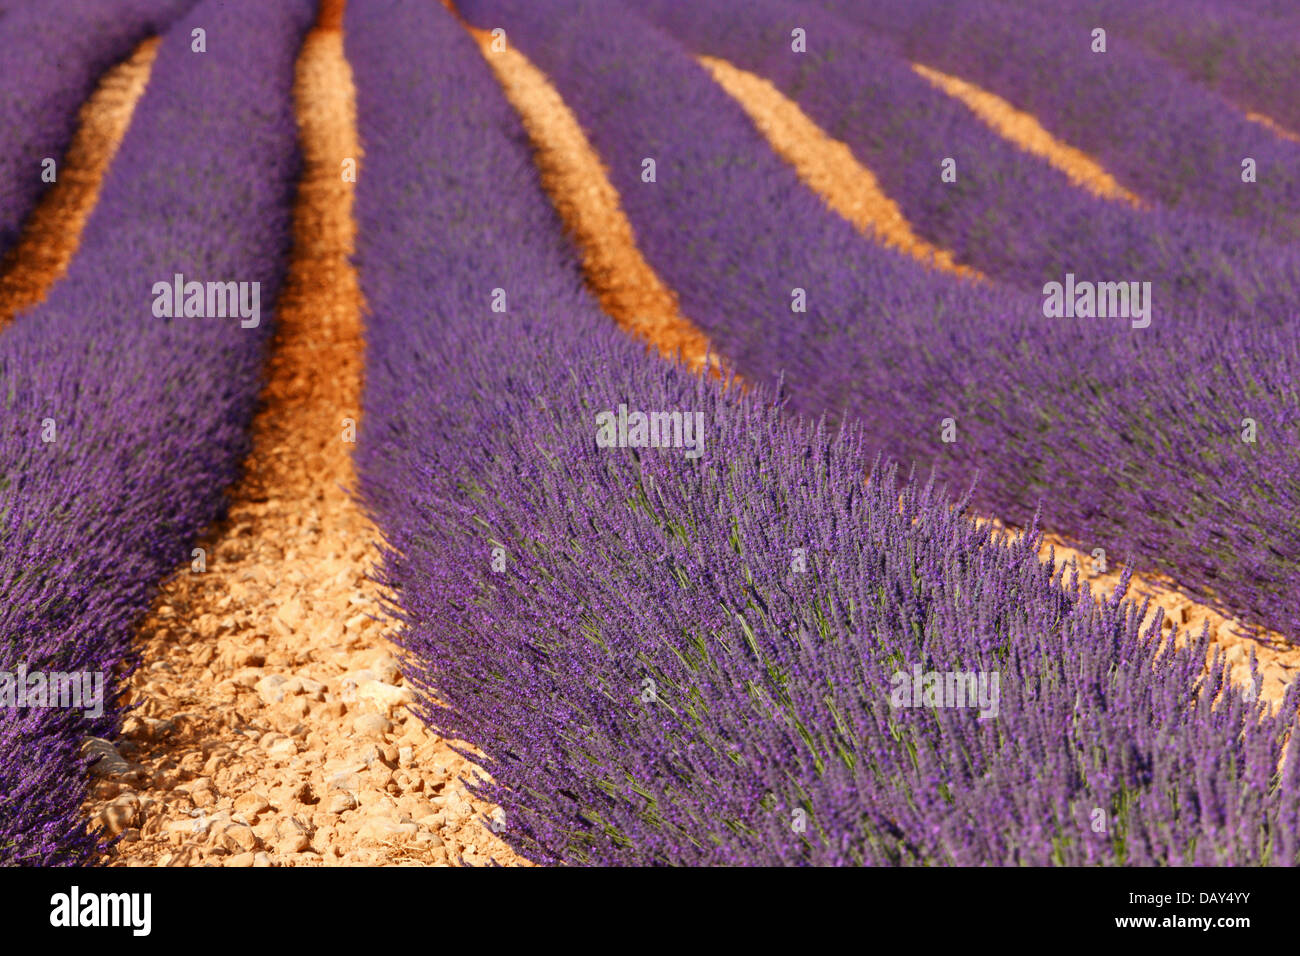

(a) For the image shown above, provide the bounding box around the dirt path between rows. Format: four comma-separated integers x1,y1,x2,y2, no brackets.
701,56,982,280
0,37,158,325
1246,111,1300,144
910,62,1144,206
450,2,720,378
83,1,524,867
472,38,1299,705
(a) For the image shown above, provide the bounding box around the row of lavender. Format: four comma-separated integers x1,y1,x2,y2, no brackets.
0,0,314,865
0,0,197,255
816,0,1300,244
347,0,1300,865
999,0,1300,139
459,0,1300,640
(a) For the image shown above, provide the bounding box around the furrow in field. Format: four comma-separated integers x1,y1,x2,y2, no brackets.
86,3,523,868
0,38,157,326
700,55,981,279
458,15,720,376
1022,532,1295,706
909,62,1143,207
1247,112,1300,145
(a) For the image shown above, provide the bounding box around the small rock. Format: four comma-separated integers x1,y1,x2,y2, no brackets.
231,668,263,688
1217,618,1243,643
276,600,305,630
327,792,358,815
225,852,256,867
366,656,401,684
221,823,260,853
166,818,202,838
356,680,414,712
233,792,271,818
290,781,318,805
253,821,278,843
255,674,289,705
99,797,140,835
285,676,326,700
276,833,311,853
83,738,133,779
353,714,392,739
275,815,312,839
266,736,299,759
279,696,311,719
327,770,360,792
238,642,267,668
359,818,418,843
203,751,230,775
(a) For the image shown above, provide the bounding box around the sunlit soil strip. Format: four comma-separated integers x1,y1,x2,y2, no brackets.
0,37,158,325
1021,525,1296,774
1246,111,1300,144
462,22,723,377
86,4,525,867
995,521,1300,709
911,62,1144,208
700,55,982,281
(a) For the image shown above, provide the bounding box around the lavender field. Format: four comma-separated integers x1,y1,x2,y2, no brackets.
0,0,1298,886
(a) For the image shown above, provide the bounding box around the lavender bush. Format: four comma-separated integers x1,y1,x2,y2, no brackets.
0,0,197,255
348,0,1300,865
816,0,1300,243
458,0,1300,639
0,0,313,865
1000,0,1300,136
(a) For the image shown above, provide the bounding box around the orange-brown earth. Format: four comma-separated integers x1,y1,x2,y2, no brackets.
1246,111,1300,144
463,15,721,377
910,63,1144,207
701,56,983,279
